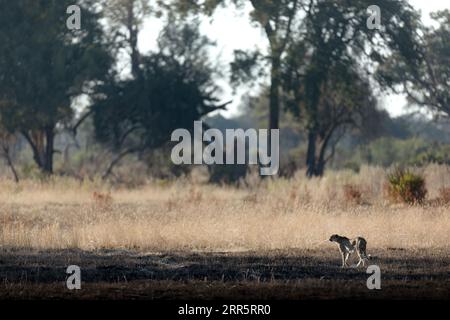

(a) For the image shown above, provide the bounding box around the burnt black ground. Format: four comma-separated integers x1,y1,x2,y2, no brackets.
0,247,449,299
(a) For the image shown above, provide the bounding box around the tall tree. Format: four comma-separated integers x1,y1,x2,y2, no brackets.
174,1,422,173
0,126,20,183
282,0,422,176
173,0,300,135
284,59,378,176
92,20,230,178
377,10,450,118
0,0,112,174
103,0,156,78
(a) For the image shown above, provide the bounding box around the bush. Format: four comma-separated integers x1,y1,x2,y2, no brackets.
208,163,247,185
438,187,450,204
387,169,427,204
343,184,363,204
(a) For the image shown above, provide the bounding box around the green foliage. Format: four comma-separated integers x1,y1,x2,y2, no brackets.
356,137,450,167
0,0,112,173
377,9,450,117
0,0,445,182
230,49,265,89
208,163,247,185
91,20,227,178
279,0,421,177
0,0,111,129
341,161,361,173
387,169,427,204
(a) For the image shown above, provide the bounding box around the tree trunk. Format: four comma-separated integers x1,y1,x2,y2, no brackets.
306,133,330,177
102,147,140,180
2,146,19,183
43,126,54,174
130,29,140,78
126,1,140,79
316,140,327,177
307,123,340,177
22,126,55,175
269,55,281,132
264,54,281,168
306,130,317,178
304,72,323,178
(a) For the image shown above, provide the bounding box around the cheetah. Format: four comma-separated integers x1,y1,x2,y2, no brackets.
329,234,371,268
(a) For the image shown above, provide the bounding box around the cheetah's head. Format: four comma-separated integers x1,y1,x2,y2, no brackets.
329,234,340,242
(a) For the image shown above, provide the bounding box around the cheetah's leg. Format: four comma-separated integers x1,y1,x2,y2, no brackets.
356,256,363,267
344,252,350,267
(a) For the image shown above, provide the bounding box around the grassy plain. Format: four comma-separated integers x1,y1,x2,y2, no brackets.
0,165,449,299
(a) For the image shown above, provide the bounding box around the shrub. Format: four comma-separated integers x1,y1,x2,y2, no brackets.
343,184,363,204
208,163,247,185
438,187,450,204
92,191,113,208
387,169,427,204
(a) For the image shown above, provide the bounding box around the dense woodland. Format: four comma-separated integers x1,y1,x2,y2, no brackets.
0,0,449,184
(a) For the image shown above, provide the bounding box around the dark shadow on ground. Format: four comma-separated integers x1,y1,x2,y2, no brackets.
0,247,449,299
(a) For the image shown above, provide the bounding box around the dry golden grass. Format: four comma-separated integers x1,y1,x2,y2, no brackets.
0,164,449,252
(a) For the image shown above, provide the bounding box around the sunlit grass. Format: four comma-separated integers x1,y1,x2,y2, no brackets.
0,164,449,251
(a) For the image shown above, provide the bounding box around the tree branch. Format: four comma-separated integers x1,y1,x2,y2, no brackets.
280,0,299,54
21,130,43,168
0,143,19,183
102,146,143,179
199,100,232,117
72,109,94,136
